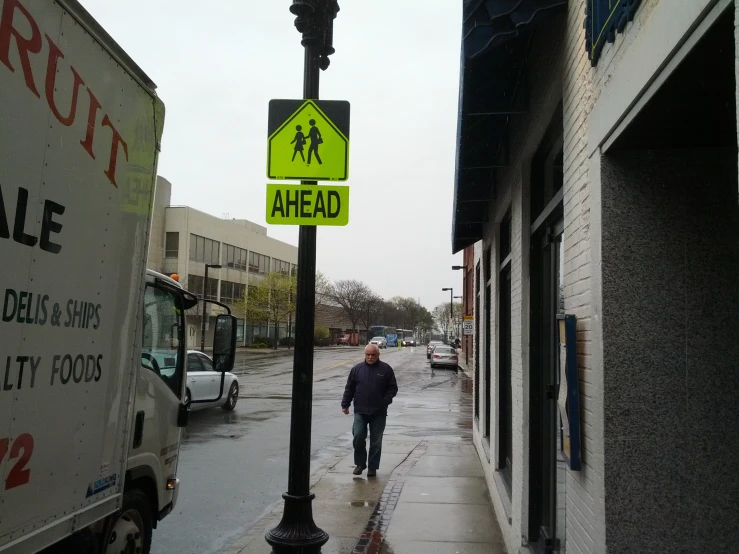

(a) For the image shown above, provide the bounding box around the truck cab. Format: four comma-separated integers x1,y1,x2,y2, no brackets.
39,271,237,554
108,270,235,554
116,271,195,552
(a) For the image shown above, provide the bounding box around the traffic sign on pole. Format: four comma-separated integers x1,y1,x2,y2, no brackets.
463,315,474,335
266,184,349,226
267,99,350,182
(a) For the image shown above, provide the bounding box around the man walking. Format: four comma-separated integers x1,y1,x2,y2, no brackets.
341,343,398,477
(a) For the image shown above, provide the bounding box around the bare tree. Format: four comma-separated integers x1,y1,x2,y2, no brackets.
433,301,463,340
315,270,332,320
418,309,436,338
332,279,370,340
358,291,383,336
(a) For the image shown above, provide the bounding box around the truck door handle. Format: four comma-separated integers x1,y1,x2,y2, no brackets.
133,411,145,449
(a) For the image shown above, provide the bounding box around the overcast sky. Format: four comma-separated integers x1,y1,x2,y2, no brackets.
82,0,464,311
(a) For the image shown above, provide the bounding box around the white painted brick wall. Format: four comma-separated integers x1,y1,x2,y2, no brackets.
561,1,666,552
562,1,601,552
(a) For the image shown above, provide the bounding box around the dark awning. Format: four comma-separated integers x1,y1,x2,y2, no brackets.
452,0,565,254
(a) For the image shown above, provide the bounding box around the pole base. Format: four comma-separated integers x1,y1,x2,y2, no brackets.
265,492,329,554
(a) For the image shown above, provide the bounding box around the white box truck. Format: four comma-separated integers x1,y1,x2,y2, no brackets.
0,1,237,552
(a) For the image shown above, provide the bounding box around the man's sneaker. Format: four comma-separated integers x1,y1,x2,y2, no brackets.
353,465,366,475
367,469,376,477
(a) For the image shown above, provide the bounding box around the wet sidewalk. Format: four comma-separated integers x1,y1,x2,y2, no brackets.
223,367,505,554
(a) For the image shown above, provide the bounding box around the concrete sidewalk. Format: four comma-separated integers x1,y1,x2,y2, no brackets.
223,370,505,554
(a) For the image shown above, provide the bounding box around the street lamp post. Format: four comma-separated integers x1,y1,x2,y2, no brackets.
266,2,338,553
201,263,222,352
451,265,465,360
441,287,453,342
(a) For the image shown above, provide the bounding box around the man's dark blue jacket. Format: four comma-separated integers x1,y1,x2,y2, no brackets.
341,360,398,416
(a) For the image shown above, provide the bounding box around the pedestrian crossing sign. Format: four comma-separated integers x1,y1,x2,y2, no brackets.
267,99,350,182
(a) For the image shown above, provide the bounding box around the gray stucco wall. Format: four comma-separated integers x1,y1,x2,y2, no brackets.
600,148,739,552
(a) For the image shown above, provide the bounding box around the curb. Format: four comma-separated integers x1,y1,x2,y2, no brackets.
457,356,474,380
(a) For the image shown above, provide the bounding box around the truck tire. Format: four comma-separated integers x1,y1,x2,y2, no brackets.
103,488,153,554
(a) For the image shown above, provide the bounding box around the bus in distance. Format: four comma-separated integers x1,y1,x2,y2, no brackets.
369,325,398,347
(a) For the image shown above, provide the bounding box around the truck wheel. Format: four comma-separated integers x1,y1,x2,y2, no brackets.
222,382,239,411
104,488,152,554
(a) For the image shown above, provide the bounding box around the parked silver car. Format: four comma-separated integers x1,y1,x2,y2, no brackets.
426,340,445,359
429,345,459,370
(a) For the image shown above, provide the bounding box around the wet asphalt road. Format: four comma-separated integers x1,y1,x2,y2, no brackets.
151,345,463,554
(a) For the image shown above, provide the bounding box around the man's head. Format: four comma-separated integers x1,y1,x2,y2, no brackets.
365,344,380,364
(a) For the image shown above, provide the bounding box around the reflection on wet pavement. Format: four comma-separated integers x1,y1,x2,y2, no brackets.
154,346,485,554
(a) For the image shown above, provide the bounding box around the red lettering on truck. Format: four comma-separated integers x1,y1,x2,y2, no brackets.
44,34,85,127
0,0,131,189
0,0,41,97
0,433,33,490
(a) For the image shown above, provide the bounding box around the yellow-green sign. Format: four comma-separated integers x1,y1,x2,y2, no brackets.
266,184,349,226
267,100,350,181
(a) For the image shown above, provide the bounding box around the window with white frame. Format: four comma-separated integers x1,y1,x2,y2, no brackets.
224,244,248,271
220,281,246,304
248,252,270,274
165,232,179,258
189,234,220,265
273,259,290,275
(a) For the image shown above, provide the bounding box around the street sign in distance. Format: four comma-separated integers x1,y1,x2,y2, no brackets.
266,184,349,226
267,99,350,182
463,315,474,335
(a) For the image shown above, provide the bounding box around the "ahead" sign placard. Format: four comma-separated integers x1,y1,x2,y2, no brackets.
265,184,349,226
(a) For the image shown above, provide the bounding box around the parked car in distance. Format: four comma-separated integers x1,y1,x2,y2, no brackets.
369,336,387,349
404,336,417,347
338,333,352,345
186,350,240,411
427,340,445,359
430,345,459,370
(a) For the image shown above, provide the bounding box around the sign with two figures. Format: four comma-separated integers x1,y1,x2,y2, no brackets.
266,99,350,226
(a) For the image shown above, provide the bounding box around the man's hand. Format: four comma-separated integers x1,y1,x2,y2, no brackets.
342,407,350,415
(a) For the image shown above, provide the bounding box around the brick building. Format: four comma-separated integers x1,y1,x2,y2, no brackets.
453,1,739,553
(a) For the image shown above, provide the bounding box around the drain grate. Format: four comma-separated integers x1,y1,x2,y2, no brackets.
353,440,429,554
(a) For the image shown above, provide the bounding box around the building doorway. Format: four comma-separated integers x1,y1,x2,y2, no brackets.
528,105,565,552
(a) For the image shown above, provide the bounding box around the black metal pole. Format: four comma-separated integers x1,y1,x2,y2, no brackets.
266,2,336,551
201,264,209,352
288,288,293,349
449,288,453,341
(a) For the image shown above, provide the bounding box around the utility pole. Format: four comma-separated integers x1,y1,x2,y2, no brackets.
442,287,453,342
201,263,221,351
265,2,338,552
